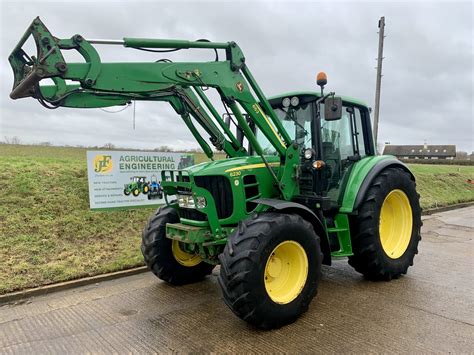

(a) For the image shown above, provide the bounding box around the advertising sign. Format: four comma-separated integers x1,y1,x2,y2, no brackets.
86,150,194,209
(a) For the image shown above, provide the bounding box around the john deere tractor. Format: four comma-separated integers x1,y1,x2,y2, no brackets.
124,176,149,197
9,18,421,329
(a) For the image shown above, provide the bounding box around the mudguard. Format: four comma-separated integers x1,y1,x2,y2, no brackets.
338,156,415,214
353,159,415,211
254,198,332,265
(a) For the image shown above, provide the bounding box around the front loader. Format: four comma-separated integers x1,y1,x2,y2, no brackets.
9,17,422,329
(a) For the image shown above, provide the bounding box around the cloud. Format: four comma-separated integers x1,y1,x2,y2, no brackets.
0,0,472,151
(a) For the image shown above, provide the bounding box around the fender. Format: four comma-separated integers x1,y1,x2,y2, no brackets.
353,159,415,211
254,198,332,265
339,155,416,214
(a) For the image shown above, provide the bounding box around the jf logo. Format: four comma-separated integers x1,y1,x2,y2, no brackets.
93,155,113,173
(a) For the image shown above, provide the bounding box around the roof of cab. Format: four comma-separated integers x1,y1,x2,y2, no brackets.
268,91,369,108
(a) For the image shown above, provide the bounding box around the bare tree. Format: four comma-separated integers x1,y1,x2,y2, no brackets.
154,145,173,152
4,136,21,144
188,147,204,153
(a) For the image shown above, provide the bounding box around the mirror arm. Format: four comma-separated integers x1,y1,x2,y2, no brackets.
317,92,335,105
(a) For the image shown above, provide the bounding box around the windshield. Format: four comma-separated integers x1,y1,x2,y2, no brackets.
255,103,313,155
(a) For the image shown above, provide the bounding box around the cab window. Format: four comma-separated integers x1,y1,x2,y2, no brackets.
321,104,367,203
255,103,313,155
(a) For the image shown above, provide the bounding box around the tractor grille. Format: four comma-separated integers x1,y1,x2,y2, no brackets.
194,175,233,219
299,170,314,194
243,174,260,212
178,208,208,221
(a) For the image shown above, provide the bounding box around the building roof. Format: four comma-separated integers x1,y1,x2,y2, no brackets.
383,145,456,157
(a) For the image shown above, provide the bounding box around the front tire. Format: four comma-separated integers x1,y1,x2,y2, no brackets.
348,167,422,280
141,207,214,285
218,213,322,329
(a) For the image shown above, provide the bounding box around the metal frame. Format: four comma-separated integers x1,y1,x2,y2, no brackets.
9,17,303,199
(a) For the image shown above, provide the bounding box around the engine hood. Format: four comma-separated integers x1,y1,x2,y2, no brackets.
186,155,280,176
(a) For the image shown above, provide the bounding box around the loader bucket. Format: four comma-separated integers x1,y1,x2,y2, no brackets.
9,17,66,100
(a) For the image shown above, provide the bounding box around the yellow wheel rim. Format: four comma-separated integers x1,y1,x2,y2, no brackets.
264,241,308,304
379,189,413,259
172,240,202,267
144,186,149,193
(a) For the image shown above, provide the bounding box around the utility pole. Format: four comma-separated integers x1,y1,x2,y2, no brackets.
133,100,136,130
373,16,385,152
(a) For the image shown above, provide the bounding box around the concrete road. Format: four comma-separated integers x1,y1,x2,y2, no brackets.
1,207,473,353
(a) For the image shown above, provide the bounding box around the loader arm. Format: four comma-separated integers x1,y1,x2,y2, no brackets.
9,17,301,198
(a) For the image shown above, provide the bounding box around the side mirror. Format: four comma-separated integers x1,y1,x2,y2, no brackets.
324,97,342,121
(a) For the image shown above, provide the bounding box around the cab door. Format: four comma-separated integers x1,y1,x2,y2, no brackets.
319,104,373,207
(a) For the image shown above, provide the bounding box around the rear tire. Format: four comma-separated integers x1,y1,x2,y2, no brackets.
218,213,322,329
141,207,214,285
348,167,422,280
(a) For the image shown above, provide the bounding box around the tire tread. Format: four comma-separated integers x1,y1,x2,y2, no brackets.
348,168,422,280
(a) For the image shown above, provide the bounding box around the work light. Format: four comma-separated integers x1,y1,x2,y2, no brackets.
196,196,207,209
304,148,313,160
282,97,291,108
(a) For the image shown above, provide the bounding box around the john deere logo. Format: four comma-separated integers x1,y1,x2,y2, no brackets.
236,82,244,92
93,155,113,173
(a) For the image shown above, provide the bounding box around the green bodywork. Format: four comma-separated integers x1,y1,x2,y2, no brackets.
124,176,148,196
9,17,412,265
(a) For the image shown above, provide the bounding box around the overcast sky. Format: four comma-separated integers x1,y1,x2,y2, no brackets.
0,0,472,152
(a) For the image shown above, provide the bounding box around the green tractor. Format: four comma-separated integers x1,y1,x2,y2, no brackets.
9,18,422,329
177,154,194,170
124,176,149,197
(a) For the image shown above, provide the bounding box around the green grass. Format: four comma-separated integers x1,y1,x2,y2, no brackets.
408,164,474,209
0,145,221,294
0,145,472,294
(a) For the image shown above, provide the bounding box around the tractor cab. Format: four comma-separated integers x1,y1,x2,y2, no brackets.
269,92,374,208
131,176,146,183
149,174,159,187
226,91,375,210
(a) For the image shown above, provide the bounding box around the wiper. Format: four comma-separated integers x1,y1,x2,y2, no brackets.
285,109,308,136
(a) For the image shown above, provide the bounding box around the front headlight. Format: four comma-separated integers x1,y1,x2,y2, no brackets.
195,196,206,209
177,194,195,209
